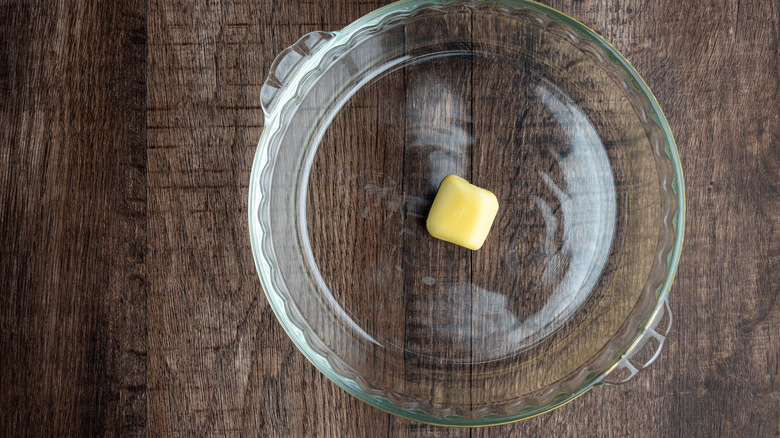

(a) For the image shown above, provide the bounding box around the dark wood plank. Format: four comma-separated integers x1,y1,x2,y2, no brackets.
0,1,146,436
146,0,389,436
306,28,409,404
397,15,475,412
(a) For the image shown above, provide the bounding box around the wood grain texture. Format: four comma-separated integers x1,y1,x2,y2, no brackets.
0,1,146,436
1,0,778,436
145,0,387,436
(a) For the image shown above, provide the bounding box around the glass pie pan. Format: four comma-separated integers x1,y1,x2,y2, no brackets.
249,0,685,427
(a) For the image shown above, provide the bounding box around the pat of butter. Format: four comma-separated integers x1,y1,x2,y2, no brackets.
426,175,499,250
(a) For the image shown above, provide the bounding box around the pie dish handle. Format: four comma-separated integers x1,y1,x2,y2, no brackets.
260,31,336,116
600,298,672,385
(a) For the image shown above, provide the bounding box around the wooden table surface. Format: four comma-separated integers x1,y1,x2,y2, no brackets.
2,0,778,436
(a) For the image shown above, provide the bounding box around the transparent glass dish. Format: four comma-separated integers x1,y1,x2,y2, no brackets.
249,0,684,426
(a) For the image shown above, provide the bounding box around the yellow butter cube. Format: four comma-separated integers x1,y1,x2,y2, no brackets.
426,175,499,250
